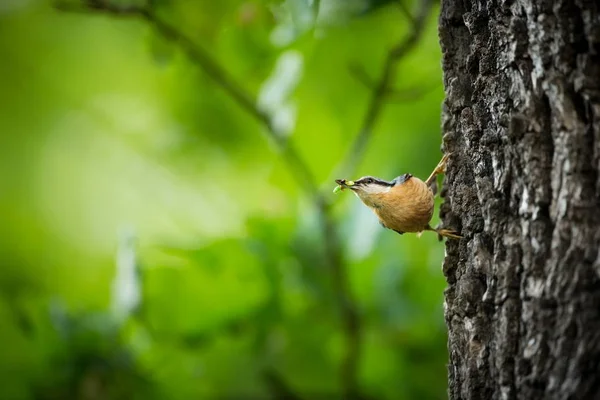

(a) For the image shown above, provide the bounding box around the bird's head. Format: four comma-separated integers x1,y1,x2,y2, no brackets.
334,176,394,207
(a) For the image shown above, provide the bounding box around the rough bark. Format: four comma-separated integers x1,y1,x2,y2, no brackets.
439,1,600,399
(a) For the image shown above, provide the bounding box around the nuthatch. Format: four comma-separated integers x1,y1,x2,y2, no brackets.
334,154,461,239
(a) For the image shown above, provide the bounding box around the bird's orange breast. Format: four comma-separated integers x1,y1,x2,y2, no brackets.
373,177,434,233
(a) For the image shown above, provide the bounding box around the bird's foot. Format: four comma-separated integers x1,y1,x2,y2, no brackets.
425,224,462,240
436,228,462,240
425,153,451,188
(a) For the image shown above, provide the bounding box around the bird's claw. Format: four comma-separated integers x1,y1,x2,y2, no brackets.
436,228,462,240
434,153,450,175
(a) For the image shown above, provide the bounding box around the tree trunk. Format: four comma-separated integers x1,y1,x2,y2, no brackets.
438,1,600,399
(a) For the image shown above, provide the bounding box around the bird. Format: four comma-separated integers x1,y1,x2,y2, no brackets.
334,154,461,239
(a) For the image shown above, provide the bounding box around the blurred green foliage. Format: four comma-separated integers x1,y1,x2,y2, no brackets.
0,0,448,399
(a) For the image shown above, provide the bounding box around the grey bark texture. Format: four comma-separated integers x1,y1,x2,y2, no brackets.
438,1,600,399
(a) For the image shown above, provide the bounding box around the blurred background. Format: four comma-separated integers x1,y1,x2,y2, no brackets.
0,0,448,399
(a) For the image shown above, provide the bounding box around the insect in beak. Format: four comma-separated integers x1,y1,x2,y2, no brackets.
333,179,356,193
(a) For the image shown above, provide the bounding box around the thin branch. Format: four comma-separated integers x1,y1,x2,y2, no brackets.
348,62,377,91
263,368,305,400
349,62,440,102
312,0,321,21
335,0,435,180
55,1,319,199
57,2,263,122
396,0,417,28
386,83,441,103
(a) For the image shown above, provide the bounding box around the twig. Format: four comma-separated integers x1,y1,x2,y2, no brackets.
312,0,321,21
348,63,377,91
396,0,417,28
335,0,434,180
263,368,305,400
386,83,441,103
349,61,440,102
55,1,319,199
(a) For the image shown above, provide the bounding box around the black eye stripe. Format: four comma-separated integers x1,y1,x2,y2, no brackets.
356,177,393,186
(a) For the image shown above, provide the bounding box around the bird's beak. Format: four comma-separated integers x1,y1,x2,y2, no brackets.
335,179,356,190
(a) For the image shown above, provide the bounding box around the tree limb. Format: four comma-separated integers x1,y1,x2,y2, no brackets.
55,1,319,198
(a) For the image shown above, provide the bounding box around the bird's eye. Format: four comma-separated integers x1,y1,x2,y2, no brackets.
365,178,373,184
